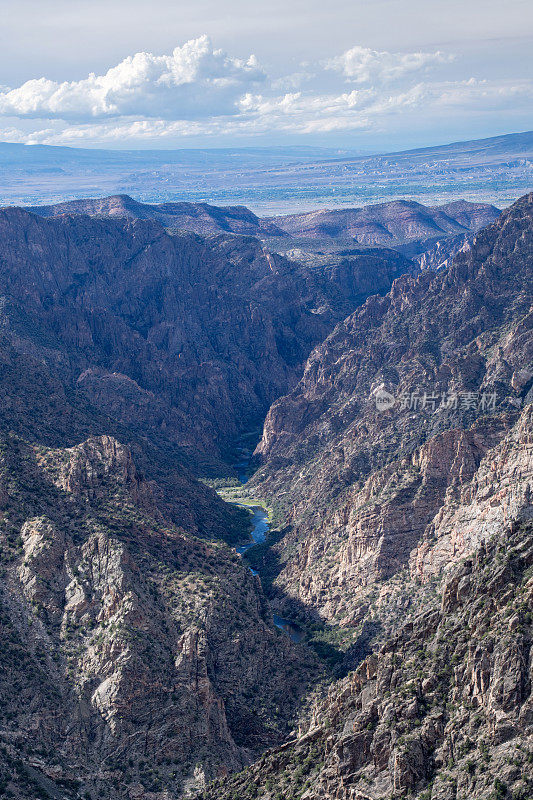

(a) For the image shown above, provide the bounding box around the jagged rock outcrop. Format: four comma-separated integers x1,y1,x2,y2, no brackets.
0,434,320,799
413,231,474,271
200,521,533,800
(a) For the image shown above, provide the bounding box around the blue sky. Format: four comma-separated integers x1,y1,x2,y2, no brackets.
0,0,531,150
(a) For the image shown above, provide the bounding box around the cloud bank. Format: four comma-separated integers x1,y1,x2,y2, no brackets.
0,37,531,145
0,36,264,121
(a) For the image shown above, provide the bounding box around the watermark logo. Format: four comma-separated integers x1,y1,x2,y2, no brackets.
373,387,500,414
373,385,396,412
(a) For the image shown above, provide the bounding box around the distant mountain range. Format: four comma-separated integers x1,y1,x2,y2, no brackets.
27,194,284,237
26,193,501,269
271,199,500,247
1,130,531,211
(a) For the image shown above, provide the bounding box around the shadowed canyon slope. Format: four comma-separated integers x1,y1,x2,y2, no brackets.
0,207,413,469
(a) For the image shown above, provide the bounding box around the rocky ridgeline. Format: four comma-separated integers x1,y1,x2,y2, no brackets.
28,195,500,281
27,196,499,250
270,199,500,248
27,194,286,238
0,434,321,799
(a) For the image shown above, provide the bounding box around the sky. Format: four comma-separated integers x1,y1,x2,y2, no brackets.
0,0,531,151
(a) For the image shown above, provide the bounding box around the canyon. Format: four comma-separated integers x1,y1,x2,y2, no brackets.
0,188,531,800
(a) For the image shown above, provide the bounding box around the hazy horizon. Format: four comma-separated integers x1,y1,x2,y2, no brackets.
1,127,532,155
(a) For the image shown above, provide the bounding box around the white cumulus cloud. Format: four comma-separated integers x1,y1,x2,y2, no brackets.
325,45,452,84
0,36,265,121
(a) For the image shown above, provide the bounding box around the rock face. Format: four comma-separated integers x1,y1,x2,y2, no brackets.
413,231,474,271
0,207,413,468
411,405,533,582
251,193,532,625
0,434,320,799
201,520,533,800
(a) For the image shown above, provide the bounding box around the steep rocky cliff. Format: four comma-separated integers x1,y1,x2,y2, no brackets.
250,193,532,628
200,518,533,800
0,433,320,799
